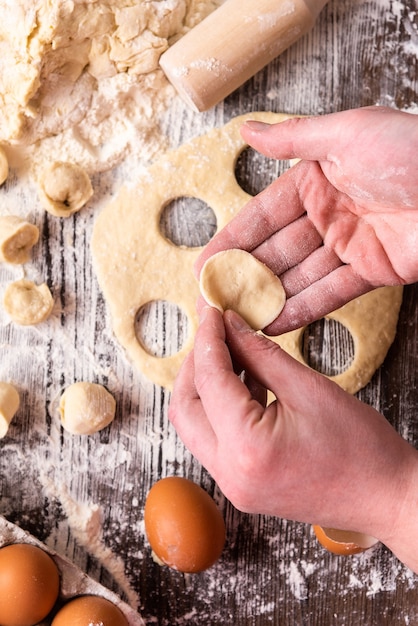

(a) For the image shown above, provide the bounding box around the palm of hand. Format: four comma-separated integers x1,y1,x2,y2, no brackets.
300,159,418,286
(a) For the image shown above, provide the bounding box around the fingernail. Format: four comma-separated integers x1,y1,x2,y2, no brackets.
243,120,271,132
199,305,213,322
225,310,251,331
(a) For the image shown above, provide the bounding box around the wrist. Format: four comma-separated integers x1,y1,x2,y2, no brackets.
377,451,418,573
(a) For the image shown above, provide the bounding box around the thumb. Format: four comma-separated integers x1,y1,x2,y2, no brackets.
223,310,314,398
240,113,346,162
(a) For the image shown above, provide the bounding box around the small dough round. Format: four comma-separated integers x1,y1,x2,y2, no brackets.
0,382,20,438
59,382,116,435
3,279,54,325
39,161,93,217
0,215,39,264
0,146,9,185
200,249,286,330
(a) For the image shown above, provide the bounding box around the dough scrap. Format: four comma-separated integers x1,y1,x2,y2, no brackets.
59,382,116,435
0,147,9,185
0,215,39,264
200,249,286,330
3,279,54,325
0,382,20,438
38,161,93,217
271,285,403,395
91,112,403,392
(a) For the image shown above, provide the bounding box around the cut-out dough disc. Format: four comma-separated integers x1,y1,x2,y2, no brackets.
200,249,286,330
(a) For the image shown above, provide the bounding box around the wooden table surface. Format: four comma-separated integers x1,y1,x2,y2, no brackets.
1,1,418,624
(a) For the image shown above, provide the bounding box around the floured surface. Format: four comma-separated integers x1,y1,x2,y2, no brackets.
0,0,223,177
0,1,418,625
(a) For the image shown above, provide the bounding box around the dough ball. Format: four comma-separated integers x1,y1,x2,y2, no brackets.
200,249,286,330
39,161,93,217
0,146,9,185
3,279,54,325
0,382,20,438
59,382,116,435
0,215,39,264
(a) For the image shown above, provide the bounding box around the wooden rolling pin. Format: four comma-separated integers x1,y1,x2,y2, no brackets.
159,0,330,112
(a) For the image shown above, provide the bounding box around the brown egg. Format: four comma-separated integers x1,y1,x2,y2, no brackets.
0,542,60,626
144,476,226,573
51,595,129,626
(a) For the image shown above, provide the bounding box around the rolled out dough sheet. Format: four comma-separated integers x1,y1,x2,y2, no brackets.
91,112,403,394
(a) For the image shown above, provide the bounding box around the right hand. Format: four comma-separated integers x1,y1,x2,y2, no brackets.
196,107,418,334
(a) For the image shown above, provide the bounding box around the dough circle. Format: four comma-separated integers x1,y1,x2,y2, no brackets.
3,279,54,325
200,249,286,330
91,112,403,392
59,382,116,435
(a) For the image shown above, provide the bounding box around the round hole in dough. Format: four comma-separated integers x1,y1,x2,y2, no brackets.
159,196,217,248
135,300,189,358
303,319,355,377
235,146,289,196
200,249,286,330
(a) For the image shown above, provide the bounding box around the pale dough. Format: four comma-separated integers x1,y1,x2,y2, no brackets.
38,161,93,217
3,279,54,325
200,249,286,330
0,147,8,185
91,112,403,393
0,382,20,438
272,286,403,395
59,382,116,435
0,215,39,264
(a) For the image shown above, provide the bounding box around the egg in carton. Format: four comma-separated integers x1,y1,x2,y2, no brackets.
0,514,145,625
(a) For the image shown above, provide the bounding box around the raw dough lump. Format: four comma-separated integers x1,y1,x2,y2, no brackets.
59,382,116,435
39,162,93,217
3,279,54,325
0,215,39,264
200,249,286,330
0,382,20,438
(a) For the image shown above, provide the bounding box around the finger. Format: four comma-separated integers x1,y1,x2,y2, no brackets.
240,371,268,407
264,264,372,335
192,306,264,437
251,214,323,276
279,245,343,297
223,309,317,403
169,350,218,468
195,163,308,276
240,112,352,162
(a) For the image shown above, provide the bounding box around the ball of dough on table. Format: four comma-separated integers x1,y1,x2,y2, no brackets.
0,215,39,264
3,279,54,325
59,382,116,435
0,382,20,438
200,249,286,330
38,161,93,217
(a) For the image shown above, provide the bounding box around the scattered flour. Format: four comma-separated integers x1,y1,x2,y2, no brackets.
0,0,224,178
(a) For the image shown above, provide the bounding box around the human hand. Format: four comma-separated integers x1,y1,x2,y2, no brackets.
196,107,418,334
169,306,418,572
